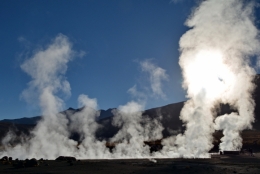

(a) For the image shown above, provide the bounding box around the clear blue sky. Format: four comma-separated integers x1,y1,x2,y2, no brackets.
0,0,259,119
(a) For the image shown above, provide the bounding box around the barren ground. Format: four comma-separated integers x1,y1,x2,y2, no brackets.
1,153,260,174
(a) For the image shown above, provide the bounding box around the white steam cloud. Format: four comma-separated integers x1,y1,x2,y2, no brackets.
1,34,77,159
1,0,260,160
176,0,260,156
0,36,166,159
140,60,169,98
109,100,164,158
21,34,73,113
110,60,166,158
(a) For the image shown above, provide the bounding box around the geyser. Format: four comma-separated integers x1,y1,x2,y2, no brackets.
1,0,260,159
177,0,260,156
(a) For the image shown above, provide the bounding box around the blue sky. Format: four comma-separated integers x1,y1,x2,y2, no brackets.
0,0,258,119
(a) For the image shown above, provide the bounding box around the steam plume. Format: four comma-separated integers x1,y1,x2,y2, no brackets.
70,95,111,159
0,42,167,159
177,0,260,156
1,0,260,160
140,60,169,98
1,34,78,159
110,60,166,158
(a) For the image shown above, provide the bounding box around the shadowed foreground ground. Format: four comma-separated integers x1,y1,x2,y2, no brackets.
1,154,260,174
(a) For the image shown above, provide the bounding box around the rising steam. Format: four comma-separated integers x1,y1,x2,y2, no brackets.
0,34,166,159
177,0,260,156
1,0,260,159
140,60,169,98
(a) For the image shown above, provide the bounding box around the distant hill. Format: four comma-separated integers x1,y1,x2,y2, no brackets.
0,122,34,140
95,101,185,140
0,116,41,125
0,108,115,125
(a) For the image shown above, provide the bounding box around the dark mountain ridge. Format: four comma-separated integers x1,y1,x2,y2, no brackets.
0,108,115,125
1,75,260,141
0,116,41,125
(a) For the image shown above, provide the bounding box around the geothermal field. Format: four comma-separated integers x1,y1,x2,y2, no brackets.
1,0,260,173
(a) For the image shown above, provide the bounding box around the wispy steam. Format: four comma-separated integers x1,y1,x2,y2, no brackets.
169,0,183,4
0,35,166,159
0,34,78,159
111,101,150,157
21,34,73,114
140,60,169,98
70,95,110,159
110,60,166,158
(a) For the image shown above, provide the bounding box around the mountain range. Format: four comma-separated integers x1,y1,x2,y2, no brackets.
1,75,260,140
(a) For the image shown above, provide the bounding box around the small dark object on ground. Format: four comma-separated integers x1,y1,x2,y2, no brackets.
13,158,39,168
222,151,240,155
55,156,76,161
0,156,8,161
25,158,39,167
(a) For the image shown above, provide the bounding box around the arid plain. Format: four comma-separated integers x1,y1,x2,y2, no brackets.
1,154,260,174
